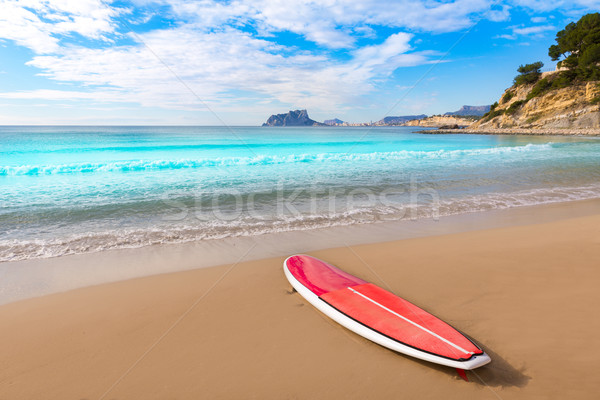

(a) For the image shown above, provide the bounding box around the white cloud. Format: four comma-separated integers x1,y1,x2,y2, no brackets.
1,1,598,54
353,26,377,39
512,24,555,35
495,33,516,40
0,0,126,53
350,33,425,77
141,0,494,49
0,3,60,53
486,4,511,22
131,0,600,51
1,0,599,122
495,23,555,40
511,0,600,12
0,89,110,100
10,27,430,114
0,0,484,116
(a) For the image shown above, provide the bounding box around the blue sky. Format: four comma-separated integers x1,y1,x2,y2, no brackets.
0,0,598,125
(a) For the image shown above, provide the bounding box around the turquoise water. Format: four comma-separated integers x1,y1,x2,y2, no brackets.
1,126,599,261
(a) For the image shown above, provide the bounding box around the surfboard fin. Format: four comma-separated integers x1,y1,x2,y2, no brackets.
456,368,468,381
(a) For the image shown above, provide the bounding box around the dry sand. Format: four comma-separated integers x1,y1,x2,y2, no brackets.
1,211,599,399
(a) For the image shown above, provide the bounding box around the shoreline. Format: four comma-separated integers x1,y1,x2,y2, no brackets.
2,198,600,305
1,200,599,398
418,127,600,136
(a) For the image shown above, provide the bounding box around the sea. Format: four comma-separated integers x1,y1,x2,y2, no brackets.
1,125,599,262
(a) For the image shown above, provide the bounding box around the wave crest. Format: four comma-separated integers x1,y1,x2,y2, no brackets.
0,144,553,176
1,182,598,263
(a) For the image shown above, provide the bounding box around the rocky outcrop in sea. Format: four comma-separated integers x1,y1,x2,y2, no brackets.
262,110,325,126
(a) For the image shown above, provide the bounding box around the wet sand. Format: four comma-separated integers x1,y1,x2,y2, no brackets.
1,205,599,399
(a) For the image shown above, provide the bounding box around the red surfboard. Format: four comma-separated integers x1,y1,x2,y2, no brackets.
284,254,490,370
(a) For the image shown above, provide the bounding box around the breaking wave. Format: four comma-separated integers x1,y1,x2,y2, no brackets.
0,143,553,176
1,181,598,263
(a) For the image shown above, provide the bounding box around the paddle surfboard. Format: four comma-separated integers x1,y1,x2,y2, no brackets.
283,254,491,370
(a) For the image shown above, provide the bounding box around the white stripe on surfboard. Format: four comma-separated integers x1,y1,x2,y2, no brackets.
347,287,474,356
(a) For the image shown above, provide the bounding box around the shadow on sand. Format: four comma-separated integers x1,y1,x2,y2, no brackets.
396,341,531,388
285,284,530,388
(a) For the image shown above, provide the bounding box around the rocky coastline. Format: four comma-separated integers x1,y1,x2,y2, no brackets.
419,127,600,136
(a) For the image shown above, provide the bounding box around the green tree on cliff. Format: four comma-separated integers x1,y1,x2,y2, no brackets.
513,61,544,86
548,13,600,80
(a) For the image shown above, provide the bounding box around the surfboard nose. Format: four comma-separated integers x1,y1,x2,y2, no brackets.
464,353,491,370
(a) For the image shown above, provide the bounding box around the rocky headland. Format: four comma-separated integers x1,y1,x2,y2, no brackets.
470,79,599,131
262,109,325,126
445,14,600,135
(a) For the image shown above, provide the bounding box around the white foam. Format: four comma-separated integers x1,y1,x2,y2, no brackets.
0,143,554,176
1,182,599,263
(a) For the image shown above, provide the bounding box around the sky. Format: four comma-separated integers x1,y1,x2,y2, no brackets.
0,0,598,125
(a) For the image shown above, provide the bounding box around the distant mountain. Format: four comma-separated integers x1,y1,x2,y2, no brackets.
324,118,345,125
445,105,491,117
377,115,427,125
262,109,325,126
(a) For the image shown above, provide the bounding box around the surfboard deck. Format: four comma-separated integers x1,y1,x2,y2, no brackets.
284,254,491,370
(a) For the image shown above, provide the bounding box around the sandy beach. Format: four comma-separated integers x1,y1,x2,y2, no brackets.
1,200,599,399
3,3,600,399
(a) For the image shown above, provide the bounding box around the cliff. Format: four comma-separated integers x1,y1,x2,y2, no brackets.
404,115,475,128
471,79,600,130
262,109,325,126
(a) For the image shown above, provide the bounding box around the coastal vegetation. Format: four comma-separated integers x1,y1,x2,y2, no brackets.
549,13,600,81
513,62,543,86
501,90,514,104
